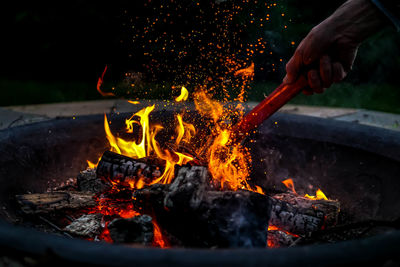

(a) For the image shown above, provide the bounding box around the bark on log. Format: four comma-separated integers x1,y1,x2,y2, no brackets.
96,151,163,185
267,229,298,248
108,215,154,245
64,214,103,237
269,193,340,236
16,191,96,214
77,168,111,193
133,166,272,248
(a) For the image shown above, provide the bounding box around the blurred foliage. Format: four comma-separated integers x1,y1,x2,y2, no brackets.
0,0,399,113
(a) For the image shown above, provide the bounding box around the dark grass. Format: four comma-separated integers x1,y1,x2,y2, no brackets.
0,79,102,106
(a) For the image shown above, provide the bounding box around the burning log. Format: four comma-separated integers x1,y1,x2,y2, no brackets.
77,168,111,193
96,151,162,185
267,228,299,247
132,167,339,247
133,166,272,248
108,215,154,245
16,191,96,214
64,214,103,238
269,193,340,236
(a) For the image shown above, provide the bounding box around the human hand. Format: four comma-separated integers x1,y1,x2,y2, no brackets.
284,0,386,95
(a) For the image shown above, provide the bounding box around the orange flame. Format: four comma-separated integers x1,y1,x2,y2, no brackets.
153,221,168,248
97,65,115,97
192,90,253,191
282,178,297,194
234,62,254,78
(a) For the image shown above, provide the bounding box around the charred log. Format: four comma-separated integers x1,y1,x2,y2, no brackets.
16,191,96,214
133,166,272,248
77,168,111,193
96,151,163,185
269,193,340,236
108,215,154,245
267,228,299,247
64,214,103,238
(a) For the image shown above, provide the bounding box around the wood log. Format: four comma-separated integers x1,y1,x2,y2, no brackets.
96,151,163,185
77,168,111,193
16,191,96,214
108,215,154,245
267,228,298,248
269,193,340,236
64,214,103,237
133,166,272,248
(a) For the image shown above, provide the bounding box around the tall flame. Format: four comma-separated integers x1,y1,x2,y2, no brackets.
103,104,194,188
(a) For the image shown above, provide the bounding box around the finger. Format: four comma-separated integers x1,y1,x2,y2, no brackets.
320,55,333,88
332,62,345,83
308,69,323,93
285,48,304,84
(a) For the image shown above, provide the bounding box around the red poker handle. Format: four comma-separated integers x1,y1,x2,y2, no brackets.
231,76,308,142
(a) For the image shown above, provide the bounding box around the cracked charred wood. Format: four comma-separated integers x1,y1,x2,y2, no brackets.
96,151,163,185
267,228,299,248
64,214,103,238
133,166,272,248
269,193,340,236
77,168,111,193
16,191,96,214
108,215,154,245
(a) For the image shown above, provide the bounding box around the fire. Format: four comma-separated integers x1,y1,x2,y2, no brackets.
103,102,196,188
282,178,329,200
175,86,189,102
282,178,296,194
234,62,255,78
153,221,168,248
97,65,115,97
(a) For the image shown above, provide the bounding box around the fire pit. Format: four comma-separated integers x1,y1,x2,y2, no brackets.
0,109,400,266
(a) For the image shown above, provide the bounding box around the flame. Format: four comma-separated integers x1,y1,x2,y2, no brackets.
97,65,115,97
282,178,296,194
304,189,328,201
128,100,140,104
234,62,254,78
175,86,189,102
103,105,195,188
153,221,168,248
192,90,252,191
282,179,329,200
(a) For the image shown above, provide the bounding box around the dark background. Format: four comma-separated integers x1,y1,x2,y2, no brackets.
1,1,399,113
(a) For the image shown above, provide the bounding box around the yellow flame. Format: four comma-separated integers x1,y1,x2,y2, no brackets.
176,114,185,145
175,86,189,102
128,100,140,104
282,179,329,200
304,189,328,200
